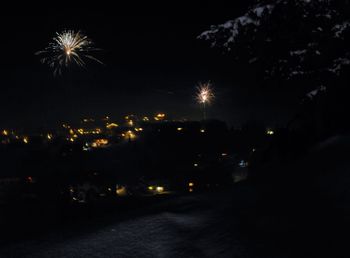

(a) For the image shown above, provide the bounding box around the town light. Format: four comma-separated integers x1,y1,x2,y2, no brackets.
116,186,127,196
156,186,164,193
266,129,274,135
124,130,136,140
106,123,118,129
91,139,109,148
154,113,166,121
23,137,29,144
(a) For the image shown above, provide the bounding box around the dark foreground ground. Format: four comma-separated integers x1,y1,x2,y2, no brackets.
0,182,348,258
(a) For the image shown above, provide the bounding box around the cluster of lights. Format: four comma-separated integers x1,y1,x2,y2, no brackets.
91,138,109,148
64,117,120,143
239,160,249,168
1,129,31,145
121,130,138,140
124,115,135,127
154,113,166,121
188,182,194,192
83,118,95,123
70,128,102,137
176,128,205,133
125,130,136,140
266,129,274,135
90,128,102,134
148,185,165,193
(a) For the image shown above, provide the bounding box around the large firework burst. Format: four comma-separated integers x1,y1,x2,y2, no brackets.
36,30,102,75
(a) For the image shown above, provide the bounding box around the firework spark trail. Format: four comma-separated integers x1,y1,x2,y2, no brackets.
36,30,102,75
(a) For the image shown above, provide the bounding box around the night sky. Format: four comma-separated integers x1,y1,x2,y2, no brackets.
0,4,300,129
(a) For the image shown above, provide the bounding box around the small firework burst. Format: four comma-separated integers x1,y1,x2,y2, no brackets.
36,30,102,75
196,82,214,105
196,82,214,120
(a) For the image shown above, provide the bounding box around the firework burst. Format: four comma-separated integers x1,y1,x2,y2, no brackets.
196,82,214,105
196,82,214,120
36,30,102,75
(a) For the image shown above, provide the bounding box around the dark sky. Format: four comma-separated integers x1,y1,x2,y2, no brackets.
0,4,300,129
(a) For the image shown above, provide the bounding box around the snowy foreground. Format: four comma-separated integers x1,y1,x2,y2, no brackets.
0,189,277,258
0,179,348,258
